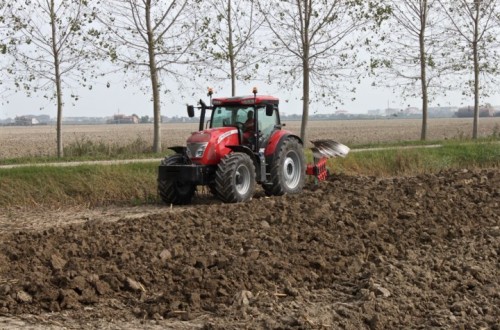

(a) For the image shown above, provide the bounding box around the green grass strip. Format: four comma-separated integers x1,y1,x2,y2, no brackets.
0,163,158,208
1,140,498,209
330,140,500,176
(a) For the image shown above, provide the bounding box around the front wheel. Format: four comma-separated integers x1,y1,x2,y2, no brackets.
158,154,196,205
215,153,256,203
264,137,305,196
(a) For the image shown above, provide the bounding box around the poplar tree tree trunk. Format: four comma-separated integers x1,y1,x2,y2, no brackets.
472,0,480,140
301,58,310,144
300,0,310,143
145,0,162,153
227,0,236,96
419,0,428,141
50,0,64,157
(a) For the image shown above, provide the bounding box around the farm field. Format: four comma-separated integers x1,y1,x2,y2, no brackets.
1,117,500,159
0,117,499,329
0,169,499,329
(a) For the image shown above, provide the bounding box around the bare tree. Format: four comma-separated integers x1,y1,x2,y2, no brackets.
9,0,96,157
0,1,15,101
199,0,264,96
372,0,450,140
438,0,500,139
94,0,201,153
0,0,8,53
259,0,389,143
0,0,7,97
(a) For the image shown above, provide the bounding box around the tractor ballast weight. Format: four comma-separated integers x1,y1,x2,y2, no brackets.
158,90,349,204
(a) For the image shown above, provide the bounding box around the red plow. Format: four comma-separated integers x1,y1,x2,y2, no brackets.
306,139,350,182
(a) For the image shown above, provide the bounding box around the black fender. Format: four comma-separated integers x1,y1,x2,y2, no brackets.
168,146,187,155
226,145,257,161
225,145,263,180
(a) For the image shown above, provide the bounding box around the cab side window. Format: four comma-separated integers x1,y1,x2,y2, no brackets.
258,107,278,140
211,108,231,128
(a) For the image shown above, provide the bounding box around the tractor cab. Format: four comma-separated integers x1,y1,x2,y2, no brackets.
209,95,279,151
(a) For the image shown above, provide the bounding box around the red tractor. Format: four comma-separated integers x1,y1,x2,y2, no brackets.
158,89,348,204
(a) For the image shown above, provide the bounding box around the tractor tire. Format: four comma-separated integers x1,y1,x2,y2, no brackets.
215,153,256,203
264,137,305,196
158,154,196,205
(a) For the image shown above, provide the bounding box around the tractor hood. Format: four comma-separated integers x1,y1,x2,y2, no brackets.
186,127,240,165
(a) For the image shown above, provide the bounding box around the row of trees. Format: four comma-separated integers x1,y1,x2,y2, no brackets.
375,0,500,141
1,0,499,157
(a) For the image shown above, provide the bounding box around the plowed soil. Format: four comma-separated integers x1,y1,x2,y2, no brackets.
0,169,499,329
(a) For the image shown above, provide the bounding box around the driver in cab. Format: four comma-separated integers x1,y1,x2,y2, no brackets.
243,110,255,144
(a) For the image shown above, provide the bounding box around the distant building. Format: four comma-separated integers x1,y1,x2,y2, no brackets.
367,109,382,116
107,114,139,124
63,117,107,124
334,109,349,116
429,107,457,118
14,115,39,126
35,114,51,124
456,104,495,118
385,108,402,117
0,118,14,125
403,107,420,115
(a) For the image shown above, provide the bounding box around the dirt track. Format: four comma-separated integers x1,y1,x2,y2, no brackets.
0,169,499,329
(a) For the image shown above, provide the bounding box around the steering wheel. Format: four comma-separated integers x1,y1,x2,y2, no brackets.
234,121,245,130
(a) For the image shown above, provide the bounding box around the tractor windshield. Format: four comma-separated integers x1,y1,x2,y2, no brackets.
210,106,255,128
210,105,279,142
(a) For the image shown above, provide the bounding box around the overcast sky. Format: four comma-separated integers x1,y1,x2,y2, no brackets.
3,0,500,120
1,75,500,119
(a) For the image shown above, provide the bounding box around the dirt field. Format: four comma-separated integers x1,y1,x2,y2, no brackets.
1,118,500,159
1,168,498,329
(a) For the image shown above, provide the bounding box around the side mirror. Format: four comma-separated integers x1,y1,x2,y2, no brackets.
266,104,274,116
187,105,195,118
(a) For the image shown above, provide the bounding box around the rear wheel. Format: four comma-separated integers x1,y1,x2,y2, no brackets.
264,137,305,196
158,154,196,205
215,153,256,203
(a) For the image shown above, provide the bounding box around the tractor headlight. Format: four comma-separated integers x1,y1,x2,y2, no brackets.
187,142,208,158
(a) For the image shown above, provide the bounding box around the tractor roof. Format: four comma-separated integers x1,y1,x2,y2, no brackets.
212,95,279,106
